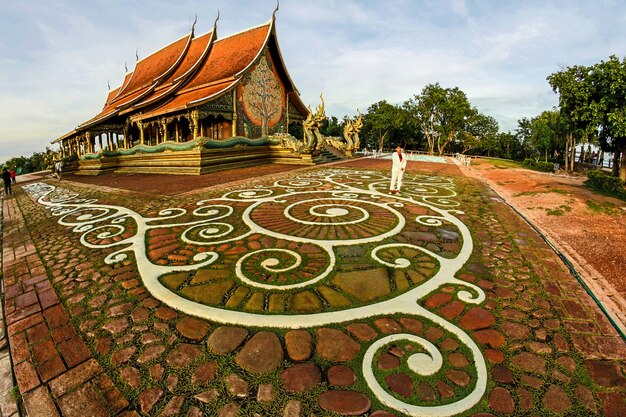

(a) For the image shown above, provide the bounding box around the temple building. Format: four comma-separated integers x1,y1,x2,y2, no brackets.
51,11,334,175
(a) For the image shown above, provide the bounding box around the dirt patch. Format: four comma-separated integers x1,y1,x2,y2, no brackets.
471,160,626,300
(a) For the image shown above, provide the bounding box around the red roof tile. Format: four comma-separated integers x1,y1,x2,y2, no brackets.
139,80,236,120
181,24,270,93
111,34,191,105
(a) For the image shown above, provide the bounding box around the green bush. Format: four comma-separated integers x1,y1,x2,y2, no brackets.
523,159,554,172
585,169,626,199
534,161,555,172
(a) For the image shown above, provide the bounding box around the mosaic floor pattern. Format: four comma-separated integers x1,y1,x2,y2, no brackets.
4,165,623,416
24,169,486,416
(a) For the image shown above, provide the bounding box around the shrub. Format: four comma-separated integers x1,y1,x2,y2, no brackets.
534,161,555,172
523,159,554,172
585,169,626,199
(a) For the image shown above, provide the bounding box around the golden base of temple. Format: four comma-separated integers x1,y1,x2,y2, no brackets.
73,145,335,176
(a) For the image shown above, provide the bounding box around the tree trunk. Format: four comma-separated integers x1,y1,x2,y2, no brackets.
569,134,576,172
564,132,570,172
545,148,548,162
619,143,626,181
611,148,620,177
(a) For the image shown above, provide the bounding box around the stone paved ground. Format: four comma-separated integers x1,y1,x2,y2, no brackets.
1,159,625,416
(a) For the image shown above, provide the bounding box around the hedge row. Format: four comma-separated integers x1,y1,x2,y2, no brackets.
523,159,555,172
585,169,626,200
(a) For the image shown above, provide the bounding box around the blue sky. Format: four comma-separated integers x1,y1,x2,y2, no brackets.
1,0,626,163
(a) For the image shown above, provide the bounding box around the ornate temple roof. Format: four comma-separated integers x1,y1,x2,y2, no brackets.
55,13,308,142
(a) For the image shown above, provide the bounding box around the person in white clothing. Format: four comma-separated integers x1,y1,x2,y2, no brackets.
54,161,63,180
389,146,407,194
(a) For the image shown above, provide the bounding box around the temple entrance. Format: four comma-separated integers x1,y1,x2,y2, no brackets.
199,115,232,140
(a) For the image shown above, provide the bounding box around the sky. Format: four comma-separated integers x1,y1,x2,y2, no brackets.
1,0,626,163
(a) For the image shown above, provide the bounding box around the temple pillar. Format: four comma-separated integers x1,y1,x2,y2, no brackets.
85,132,92,154
191,110,199,139
232,89,238,137
139,122,145,145
161,120,168,142
123,124,129,149
286,97,290,134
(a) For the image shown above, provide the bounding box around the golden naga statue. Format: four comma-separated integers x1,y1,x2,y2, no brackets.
303,94,326,154
342,110,363,151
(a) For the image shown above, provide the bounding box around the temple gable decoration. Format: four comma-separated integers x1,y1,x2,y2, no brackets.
240,53,285,137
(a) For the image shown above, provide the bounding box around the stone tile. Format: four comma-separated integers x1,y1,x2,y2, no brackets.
459,307,495,330
316,328,359,362
236,332,284,373
510,352,546,374
598,392,626,417
285,329,312,361
166,343,202,368
373,318,402,334
319,390,371,415
346,323,378,341
49,358,101,397
542,384,571,414
57,383,109,417
489,387,514,414
14,361,40,393
38,354,66,382
58,336,91,367
23,386,59,417
176,317,211,341
207,326,248,354
43,306,69,329
281,363,321,393
327,365,357,387
139,387,163,414
584,360,626,387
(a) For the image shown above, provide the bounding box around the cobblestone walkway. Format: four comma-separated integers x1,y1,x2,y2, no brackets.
2,163,625,416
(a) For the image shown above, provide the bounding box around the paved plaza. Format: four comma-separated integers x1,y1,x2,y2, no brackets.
1,158,625,416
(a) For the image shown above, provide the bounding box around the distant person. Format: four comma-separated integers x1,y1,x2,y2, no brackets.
55,160,63,180
3,168,12,195
10,168,16,184
389,145,407,195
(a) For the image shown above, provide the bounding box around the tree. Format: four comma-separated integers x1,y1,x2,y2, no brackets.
547,65,595,172
362,101,409,151
459,111,499,154
320,116,343,137
405,83,474,155
590,56,626,179
515,117,534,159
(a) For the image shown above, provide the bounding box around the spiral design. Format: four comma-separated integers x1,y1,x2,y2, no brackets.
182,222,237,244
235,246,332,290
275,179,324,188
192,204,234,219
81,225,126,248
224,188,274,200
59,207,118,226
363,333,485,416
416,215,445,227
250,194,402,241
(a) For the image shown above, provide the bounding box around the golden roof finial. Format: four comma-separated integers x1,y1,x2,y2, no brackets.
191,14,198,36
213,10,220,29
272,0,280,20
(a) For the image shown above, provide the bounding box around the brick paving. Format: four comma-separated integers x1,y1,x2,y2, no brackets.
1,159,625,416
